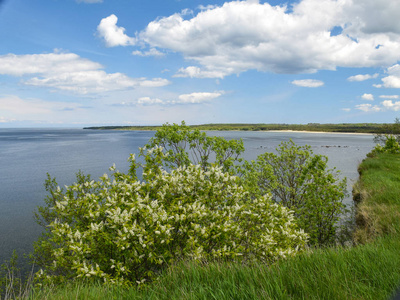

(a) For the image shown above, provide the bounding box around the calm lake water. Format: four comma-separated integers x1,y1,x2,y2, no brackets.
0,128,375,264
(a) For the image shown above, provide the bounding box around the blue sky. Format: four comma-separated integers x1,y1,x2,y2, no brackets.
1,0,400,127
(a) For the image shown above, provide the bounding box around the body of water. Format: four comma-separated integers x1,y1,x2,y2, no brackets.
0,128,375,264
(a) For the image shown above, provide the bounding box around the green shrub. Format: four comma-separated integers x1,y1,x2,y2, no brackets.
242,140,347,246
33,147,307,286
374,117,400,145
144,121,244,173
370,135,400,156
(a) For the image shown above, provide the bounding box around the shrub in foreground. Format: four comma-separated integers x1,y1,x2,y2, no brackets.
33,148,307,286
143,123,348,246
243,140,347,246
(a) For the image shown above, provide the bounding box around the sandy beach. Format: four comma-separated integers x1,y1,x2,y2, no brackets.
266,130,374,135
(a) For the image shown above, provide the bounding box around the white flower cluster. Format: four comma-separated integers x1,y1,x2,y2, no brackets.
39,162,307,286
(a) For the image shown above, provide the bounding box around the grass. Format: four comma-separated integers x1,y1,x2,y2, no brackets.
140,240,400,299
29,237,400,299
353,153,400,243
5,152,400,299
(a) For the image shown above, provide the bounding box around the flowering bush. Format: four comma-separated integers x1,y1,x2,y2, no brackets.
34,148,307,286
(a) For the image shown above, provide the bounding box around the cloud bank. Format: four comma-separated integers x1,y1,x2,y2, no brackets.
120,0,400,78
0,52,170,94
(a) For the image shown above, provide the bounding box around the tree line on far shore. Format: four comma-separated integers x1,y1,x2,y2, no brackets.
85,122,390,133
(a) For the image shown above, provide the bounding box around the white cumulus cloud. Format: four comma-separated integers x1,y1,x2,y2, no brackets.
0,52,101,76
137,97,164,105
379,95,399,99
381,100,400,111
361,93,374,101
133,91,224,106
97,14,135,47
136,78,171,88
355,103,381,112
0,51,170,94
354,97,400,112
291,79,324,88
381,76,400,88
347,73,379,82
174,66,227,79
379,64,400,88
25,71,169,94
132,48,165,57
132,0,400,78
198,5,218,11
174,92,223,104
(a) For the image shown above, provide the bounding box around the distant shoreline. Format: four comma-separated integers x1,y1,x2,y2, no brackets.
266,130,374,135
84,123,384,134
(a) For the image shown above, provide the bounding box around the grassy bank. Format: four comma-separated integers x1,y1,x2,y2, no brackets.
31,237,400,299
24,152,400,299
353,153,400,244
84,123,384,133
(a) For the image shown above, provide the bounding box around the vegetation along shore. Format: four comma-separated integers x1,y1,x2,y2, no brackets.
85,122,389,134
2,121,400,299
